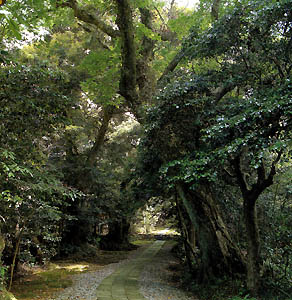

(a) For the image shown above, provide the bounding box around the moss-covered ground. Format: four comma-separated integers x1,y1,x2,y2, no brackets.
10,245,141,300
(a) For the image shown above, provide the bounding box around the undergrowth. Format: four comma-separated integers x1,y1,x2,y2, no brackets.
181,271,292,300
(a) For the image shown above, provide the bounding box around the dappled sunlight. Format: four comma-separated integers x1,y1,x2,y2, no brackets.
151,227,180,236
55,263,89,272
32,262,90,275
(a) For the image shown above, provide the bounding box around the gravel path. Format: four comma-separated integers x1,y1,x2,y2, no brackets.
51,260,123,300
50,241,197,300
139,241,198,300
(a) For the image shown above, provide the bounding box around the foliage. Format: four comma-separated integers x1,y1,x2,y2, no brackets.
0,61,82,285
229,297,257,300
145,0,292,189
0,0,291,298
0,63,73,153
0,0,57,42
138,0,292,295
256,165,292,295
96,117,142,221
0,265,7,288
0,147,80,262
80,46,122,106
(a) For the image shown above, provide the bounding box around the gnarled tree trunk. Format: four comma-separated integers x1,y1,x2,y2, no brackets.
176,195,197,272
177,183,246,282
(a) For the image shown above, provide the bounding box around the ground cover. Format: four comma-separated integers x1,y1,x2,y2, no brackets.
8,233,172,300
10,247,136,300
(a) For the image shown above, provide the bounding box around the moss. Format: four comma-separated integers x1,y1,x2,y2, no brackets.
132,240,154,246
0,290,18,300
9,240,141,299
11,267,74,300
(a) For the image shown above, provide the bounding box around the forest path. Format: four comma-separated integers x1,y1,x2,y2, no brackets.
96,240,165,300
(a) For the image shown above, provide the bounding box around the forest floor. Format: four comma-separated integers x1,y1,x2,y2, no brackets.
10,234,196,300
10,246,132,300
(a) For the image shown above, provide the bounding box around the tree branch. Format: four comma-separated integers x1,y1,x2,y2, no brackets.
159,0,225,85
169,0,176,19
139,7,155,61
154,6,166,26
86,106,115,166
272,57,285,79
58,0,120,38
257,151,282,191
158,49,185,83
211,0,221,21
232,155,249,195
154,6,178,42
115,0,136,97
159,0,224,83
212,83,236,103
234,150,281,203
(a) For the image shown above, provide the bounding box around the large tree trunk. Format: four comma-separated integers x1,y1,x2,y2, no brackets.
176,195,197,272
176,183,245,282
62,205,94,247
100,218,136,251
243,197,260,296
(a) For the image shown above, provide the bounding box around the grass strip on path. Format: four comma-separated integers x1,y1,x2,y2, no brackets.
96,240,165,300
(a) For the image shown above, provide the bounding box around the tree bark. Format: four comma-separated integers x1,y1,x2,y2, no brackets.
176,183,245,282
233,152,281,295
59,0,120,38
115,0,143,122
211,0,221,21
175,195,196,272
158,50,185,83
8,230,22,291
243,197,260,296
61,103,116,248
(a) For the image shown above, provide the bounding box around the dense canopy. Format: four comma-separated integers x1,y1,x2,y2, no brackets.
0,1,292,299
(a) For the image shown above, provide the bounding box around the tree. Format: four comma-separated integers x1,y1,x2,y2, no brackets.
18,20,121,248
57,0,200,119
139,0,292,294
48,0,200,248
0,0,57,42
190,1,292,293
139,72,246,281
0,63,80,289
54,0,245,279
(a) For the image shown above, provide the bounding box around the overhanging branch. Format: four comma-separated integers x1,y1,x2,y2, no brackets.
86,106,115,167
158,49,185,83
58,0,120,38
